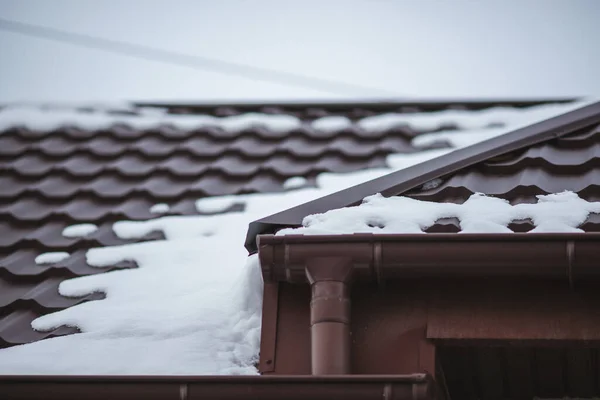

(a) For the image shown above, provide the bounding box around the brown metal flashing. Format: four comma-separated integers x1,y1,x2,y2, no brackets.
0,374,433,400
258,233,600,285
246,100,600,252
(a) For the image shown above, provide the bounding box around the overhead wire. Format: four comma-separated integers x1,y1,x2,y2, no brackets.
0,18,398,97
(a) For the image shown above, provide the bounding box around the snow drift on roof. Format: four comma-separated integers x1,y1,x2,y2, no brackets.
277,192,600,235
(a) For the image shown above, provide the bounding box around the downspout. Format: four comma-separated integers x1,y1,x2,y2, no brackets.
306,257,353,375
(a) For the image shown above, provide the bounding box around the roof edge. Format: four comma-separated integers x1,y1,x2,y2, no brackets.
0,374,433,400
257,232,600,284
245,100,600,252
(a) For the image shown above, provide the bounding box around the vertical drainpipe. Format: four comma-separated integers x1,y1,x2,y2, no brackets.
305,257,353,375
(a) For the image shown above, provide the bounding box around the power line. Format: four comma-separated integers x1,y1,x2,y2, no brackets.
0,18,398,97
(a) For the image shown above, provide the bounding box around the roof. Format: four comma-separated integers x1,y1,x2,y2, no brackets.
0,98,578,351
247,100,600,249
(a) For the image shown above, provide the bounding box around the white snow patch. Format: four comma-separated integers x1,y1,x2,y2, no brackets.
0,99,590,375
0,106,302,133
283,176,308,190
311,116,352,132
149,203,170,214
0,101,587,137
195,195,239,214
412,127,507,148
358,103,582,134
62,223,98,238
279,192,600,236
35,252,70,265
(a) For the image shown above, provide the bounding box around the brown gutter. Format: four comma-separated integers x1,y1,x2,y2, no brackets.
0,374,433,400
258,233,600,285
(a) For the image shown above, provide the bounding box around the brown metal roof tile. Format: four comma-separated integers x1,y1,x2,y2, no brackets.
482,144,600,173
581,213,600,231
178,136,230,157
7,153,54,177
82,135,127,157
228,136,278,157
140,176,192,199
278,136,331,157
411,169,600,200
409,123,600,206
0,310,79,347
0,99,579,347
0,134,28,156
1,250,83,277
110,154,159,177
33,136,80,157
0,276,103,311
423,218,461,233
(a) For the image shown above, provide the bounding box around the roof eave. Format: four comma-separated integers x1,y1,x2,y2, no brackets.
0,374,433,400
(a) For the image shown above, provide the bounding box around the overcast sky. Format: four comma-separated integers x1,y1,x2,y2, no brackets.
1,0,599,102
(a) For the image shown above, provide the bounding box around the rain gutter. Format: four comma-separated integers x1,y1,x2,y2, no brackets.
257,232,600,375
258,233,600,285
0,374,433,400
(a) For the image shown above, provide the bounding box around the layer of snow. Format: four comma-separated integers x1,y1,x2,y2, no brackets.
278,192,600,235
0,100,591,375
195,196,239,214
0,102,585,136
62,223,98,238
283,176,308,190
0,106,302,133
35,252,70,265
149,203,170,214
0,145,446,375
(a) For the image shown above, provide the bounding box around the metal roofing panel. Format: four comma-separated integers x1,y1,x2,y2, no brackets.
0,99,576,347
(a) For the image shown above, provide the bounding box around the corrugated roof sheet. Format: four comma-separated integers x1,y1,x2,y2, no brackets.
406,122,600,232
0,99,574,347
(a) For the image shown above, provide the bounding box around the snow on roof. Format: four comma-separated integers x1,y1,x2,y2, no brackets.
0,102,578,135
34,252,71,265
62,223,99,238
277,192,600,236
0,100,586,375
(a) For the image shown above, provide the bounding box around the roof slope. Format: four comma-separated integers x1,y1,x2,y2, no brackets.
247,100,600,249
0,99,576,348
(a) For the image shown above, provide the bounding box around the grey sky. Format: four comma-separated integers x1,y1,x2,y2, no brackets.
1,0,599,102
